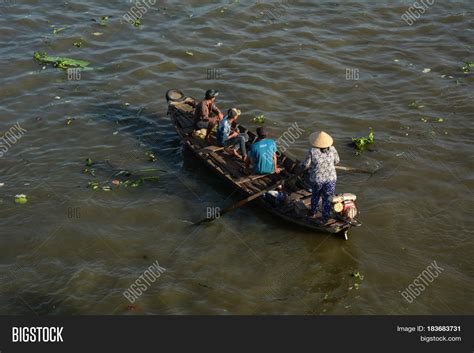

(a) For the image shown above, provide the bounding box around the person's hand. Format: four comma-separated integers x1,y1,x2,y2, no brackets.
218,112,224,120
275,167,282,174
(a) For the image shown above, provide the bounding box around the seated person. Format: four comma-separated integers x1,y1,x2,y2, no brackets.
248,127,281,175
193,89,224,142
216,108,248,161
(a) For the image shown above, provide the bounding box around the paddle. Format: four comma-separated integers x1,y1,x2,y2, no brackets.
195,170,305,225
336,165,373,174
194,164,373,225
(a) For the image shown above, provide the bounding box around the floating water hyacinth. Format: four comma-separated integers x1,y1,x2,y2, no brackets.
253,115,265,124
461,61,474,73
34,52,90,69
352,131,374,151
15,194,28,204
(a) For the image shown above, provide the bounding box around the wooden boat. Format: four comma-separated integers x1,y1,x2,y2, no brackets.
165,90,361,239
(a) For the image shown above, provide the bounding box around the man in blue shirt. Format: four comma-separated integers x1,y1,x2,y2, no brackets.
216,108,248,161
249,127,281,175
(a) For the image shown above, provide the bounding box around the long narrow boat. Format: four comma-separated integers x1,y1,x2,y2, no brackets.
166,90,361,239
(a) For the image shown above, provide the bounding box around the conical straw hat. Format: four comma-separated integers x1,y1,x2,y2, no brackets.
309,131,333,148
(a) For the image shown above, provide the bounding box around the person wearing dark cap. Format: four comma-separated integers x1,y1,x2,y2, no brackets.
248,127,281,174
194,89,224,142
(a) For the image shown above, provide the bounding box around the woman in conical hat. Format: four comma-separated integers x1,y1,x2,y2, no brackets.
301,131,340,224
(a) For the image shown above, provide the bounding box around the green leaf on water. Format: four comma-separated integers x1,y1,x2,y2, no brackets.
350,271,364,281
408,101,424,109
15,194,28,204
131,178,143,187
34,52,90,69
85,158,93,167
87,181,99,190
461,61,474,73
145,151,157,162
253,114,265,124
73,40,83,47
352,131,374,151
132,19,141,27
52,27,66,35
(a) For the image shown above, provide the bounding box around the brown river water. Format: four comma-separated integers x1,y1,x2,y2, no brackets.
0,0,473,315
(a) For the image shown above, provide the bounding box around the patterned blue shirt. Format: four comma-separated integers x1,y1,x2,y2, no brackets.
216,115,232,146
302,146,340,184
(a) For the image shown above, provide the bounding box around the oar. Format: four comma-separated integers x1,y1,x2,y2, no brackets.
195,164,373,225
336,165,373,174
195,170,305,225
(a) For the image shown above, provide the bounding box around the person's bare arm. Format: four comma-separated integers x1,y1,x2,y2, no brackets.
273,153,281,173
211,103,223,120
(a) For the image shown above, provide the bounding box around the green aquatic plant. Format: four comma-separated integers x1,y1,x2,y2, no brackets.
34,52,90,69
408,101,424,109
352,131,374,151
87,181,99,190
145,151,157,162
350,271,364,281
461,61,474,73
253,114,265,124
15,194,28,204
52,27,66,35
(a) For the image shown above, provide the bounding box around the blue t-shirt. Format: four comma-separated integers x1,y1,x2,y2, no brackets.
216,116,232,146
250,139,277,174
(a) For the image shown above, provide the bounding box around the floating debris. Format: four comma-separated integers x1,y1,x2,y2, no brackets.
52,27,66,35
185,51,194,56
73,40,84,48
92,32,103,36
352,131,374,151
461,61,474,73
350,271,364,280
15,194,28,204
34,52,90,69
85,158,93,167
87,181,99,190
422,68,431,73
132,18,141,27
408,101,424,109
253,114,265,124
145,151,157,162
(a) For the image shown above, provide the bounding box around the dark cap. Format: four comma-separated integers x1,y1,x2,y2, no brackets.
205,89,219,99
256,127,267,137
